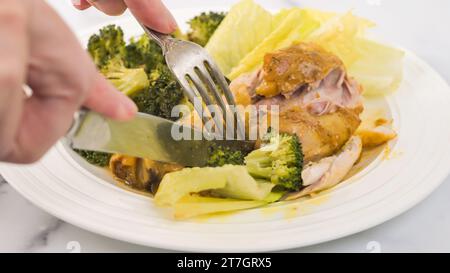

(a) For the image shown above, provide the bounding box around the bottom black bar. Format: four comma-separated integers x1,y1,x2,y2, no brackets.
0,253,447,271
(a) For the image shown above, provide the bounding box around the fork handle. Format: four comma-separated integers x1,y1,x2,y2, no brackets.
138,23,174,53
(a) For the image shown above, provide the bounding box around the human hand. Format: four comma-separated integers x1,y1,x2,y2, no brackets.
0,0,137,164
72,0,178,33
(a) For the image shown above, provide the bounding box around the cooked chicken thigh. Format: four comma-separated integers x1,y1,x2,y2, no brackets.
230,42,364,162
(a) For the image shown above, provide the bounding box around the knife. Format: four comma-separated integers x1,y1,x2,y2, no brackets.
66,110,254,167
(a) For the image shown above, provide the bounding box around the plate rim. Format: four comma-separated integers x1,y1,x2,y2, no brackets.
2,15,450,252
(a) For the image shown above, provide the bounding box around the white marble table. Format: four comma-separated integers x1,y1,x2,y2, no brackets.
1,0,449,252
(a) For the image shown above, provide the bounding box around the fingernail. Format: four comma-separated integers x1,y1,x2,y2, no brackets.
71,0,82,6
87,0,105,9
87,0,101,4
119,98,138,119
169,21,179,33
85,0,102,5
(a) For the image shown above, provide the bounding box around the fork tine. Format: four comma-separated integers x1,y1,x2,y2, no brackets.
187,73,224,138
177,77,214,136
143,22,247,140
194,67,227,119
193,67,233,135
205,61,246,140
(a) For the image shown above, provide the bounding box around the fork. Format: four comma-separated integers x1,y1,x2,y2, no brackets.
138,23,246,140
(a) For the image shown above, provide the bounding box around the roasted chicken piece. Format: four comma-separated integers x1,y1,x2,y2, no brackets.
109,155,183,194
272,105,361,162
230,42,364,162
256,43,344,98
286,136,362,200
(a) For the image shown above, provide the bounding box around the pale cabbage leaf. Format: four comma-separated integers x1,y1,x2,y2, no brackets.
205,0,274,75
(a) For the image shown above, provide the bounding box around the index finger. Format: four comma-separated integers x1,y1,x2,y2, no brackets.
124,0,177,33
0,1,28,160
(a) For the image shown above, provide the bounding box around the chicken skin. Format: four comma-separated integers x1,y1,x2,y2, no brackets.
274,105,361,162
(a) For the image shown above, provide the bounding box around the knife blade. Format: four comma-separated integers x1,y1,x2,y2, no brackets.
66,111,254,167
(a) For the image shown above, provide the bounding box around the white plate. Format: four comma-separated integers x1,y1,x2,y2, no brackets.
2,8,450,252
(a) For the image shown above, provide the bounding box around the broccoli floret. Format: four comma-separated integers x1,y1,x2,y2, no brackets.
88,25,126,69
124,35,164,72
74,149,112,167
149,64,185,118
130,64,185,120
128,89,156,116
187,12,226,46
101,58,149,96
124,35,187,120
81,25,188,167
171,28,188,40
245,133,304,191
88,26,187,121
207,144,245,167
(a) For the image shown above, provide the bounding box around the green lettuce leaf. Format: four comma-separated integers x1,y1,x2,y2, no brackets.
228,9,320,79
155,165,280,219
305,12,404,96
154,165,275,207
174,195,267,219
154,167,228,206
348,38,405,96
205,0,274,75
223,3,404,96
305,11,375,67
